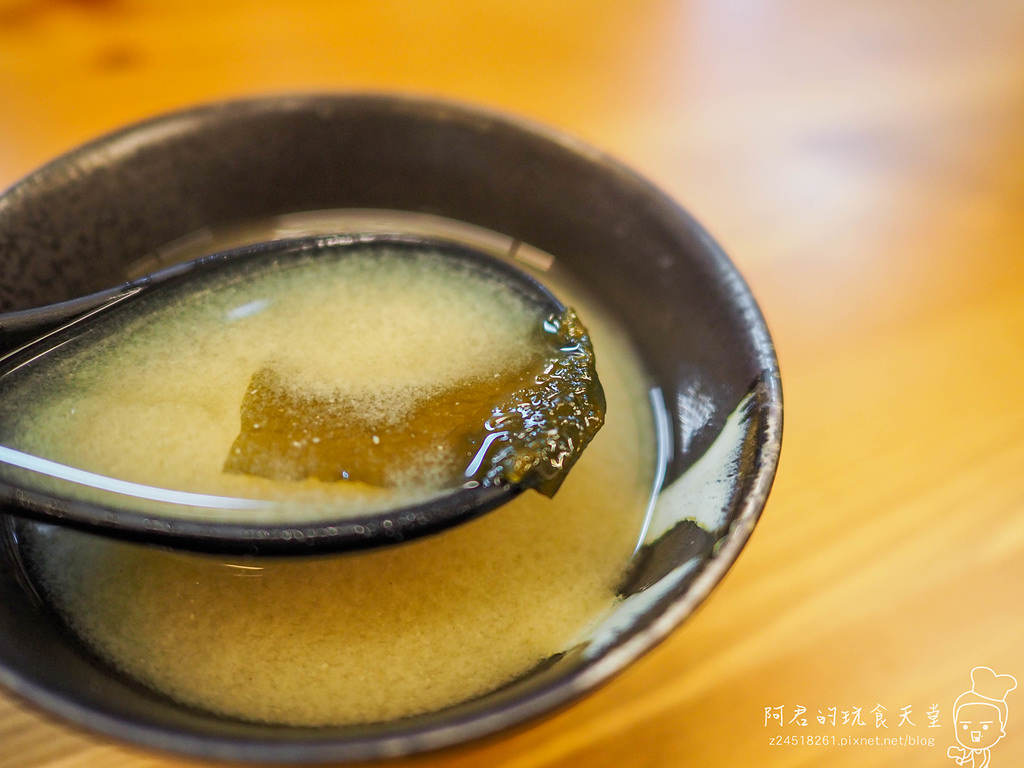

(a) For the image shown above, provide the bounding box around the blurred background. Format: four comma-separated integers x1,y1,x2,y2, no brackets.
2,1,1024,766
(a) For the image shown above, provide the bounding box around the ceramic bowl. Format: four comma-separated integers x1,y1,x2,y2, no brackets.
0,94,781,762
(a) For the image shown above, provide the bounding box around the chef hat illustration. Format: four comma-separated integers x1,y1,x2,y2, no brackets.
953,666,1018,727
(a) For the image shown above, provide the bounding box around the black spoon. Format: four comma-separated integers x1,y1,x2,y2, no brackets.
0,234,602,556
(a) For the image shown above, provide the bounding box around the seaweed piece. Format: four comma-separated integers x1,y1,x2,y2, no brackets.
223,308,605,497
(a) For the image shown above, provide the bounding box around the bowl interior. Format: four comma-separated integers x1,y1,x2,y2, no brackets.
0,95,781,762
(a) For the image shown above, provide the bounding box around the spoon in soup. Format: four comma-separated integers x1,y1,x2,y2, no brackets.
0,234,605,555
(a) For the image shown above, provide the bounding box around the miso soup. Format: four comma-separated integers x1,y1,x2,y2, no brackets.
13,225,660,726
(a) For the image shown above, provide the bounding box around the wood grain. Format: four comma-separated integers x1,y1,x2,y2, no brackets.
3,1,1024,765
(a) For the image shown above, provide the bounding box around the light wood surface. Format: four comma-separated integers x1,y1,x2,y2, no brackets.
3,1,1024,766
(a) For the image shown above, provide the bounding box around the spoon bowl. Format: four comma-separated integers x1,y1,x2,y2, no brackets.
0,233,587,555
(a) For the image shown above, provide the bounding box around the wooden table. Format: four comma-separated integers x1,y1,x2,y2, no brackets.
2,1,1024,765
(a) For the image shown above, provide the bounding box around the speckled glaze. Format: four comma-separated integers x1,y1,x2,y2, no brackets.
0,95,782,763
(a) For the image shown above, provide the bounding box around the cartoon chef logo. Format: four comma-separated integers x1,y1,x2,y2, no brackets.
947,666,1017,768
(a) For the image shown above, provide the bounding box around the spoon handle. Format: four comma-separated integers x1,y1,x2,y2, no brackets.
0,287,142,355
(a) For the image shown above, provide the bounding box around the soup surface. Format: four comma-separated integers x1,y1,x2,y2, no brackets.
14,223,659,726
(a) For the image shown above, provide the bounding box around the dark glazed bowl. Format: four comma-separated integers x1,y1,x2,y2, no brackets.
0,95,782,762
